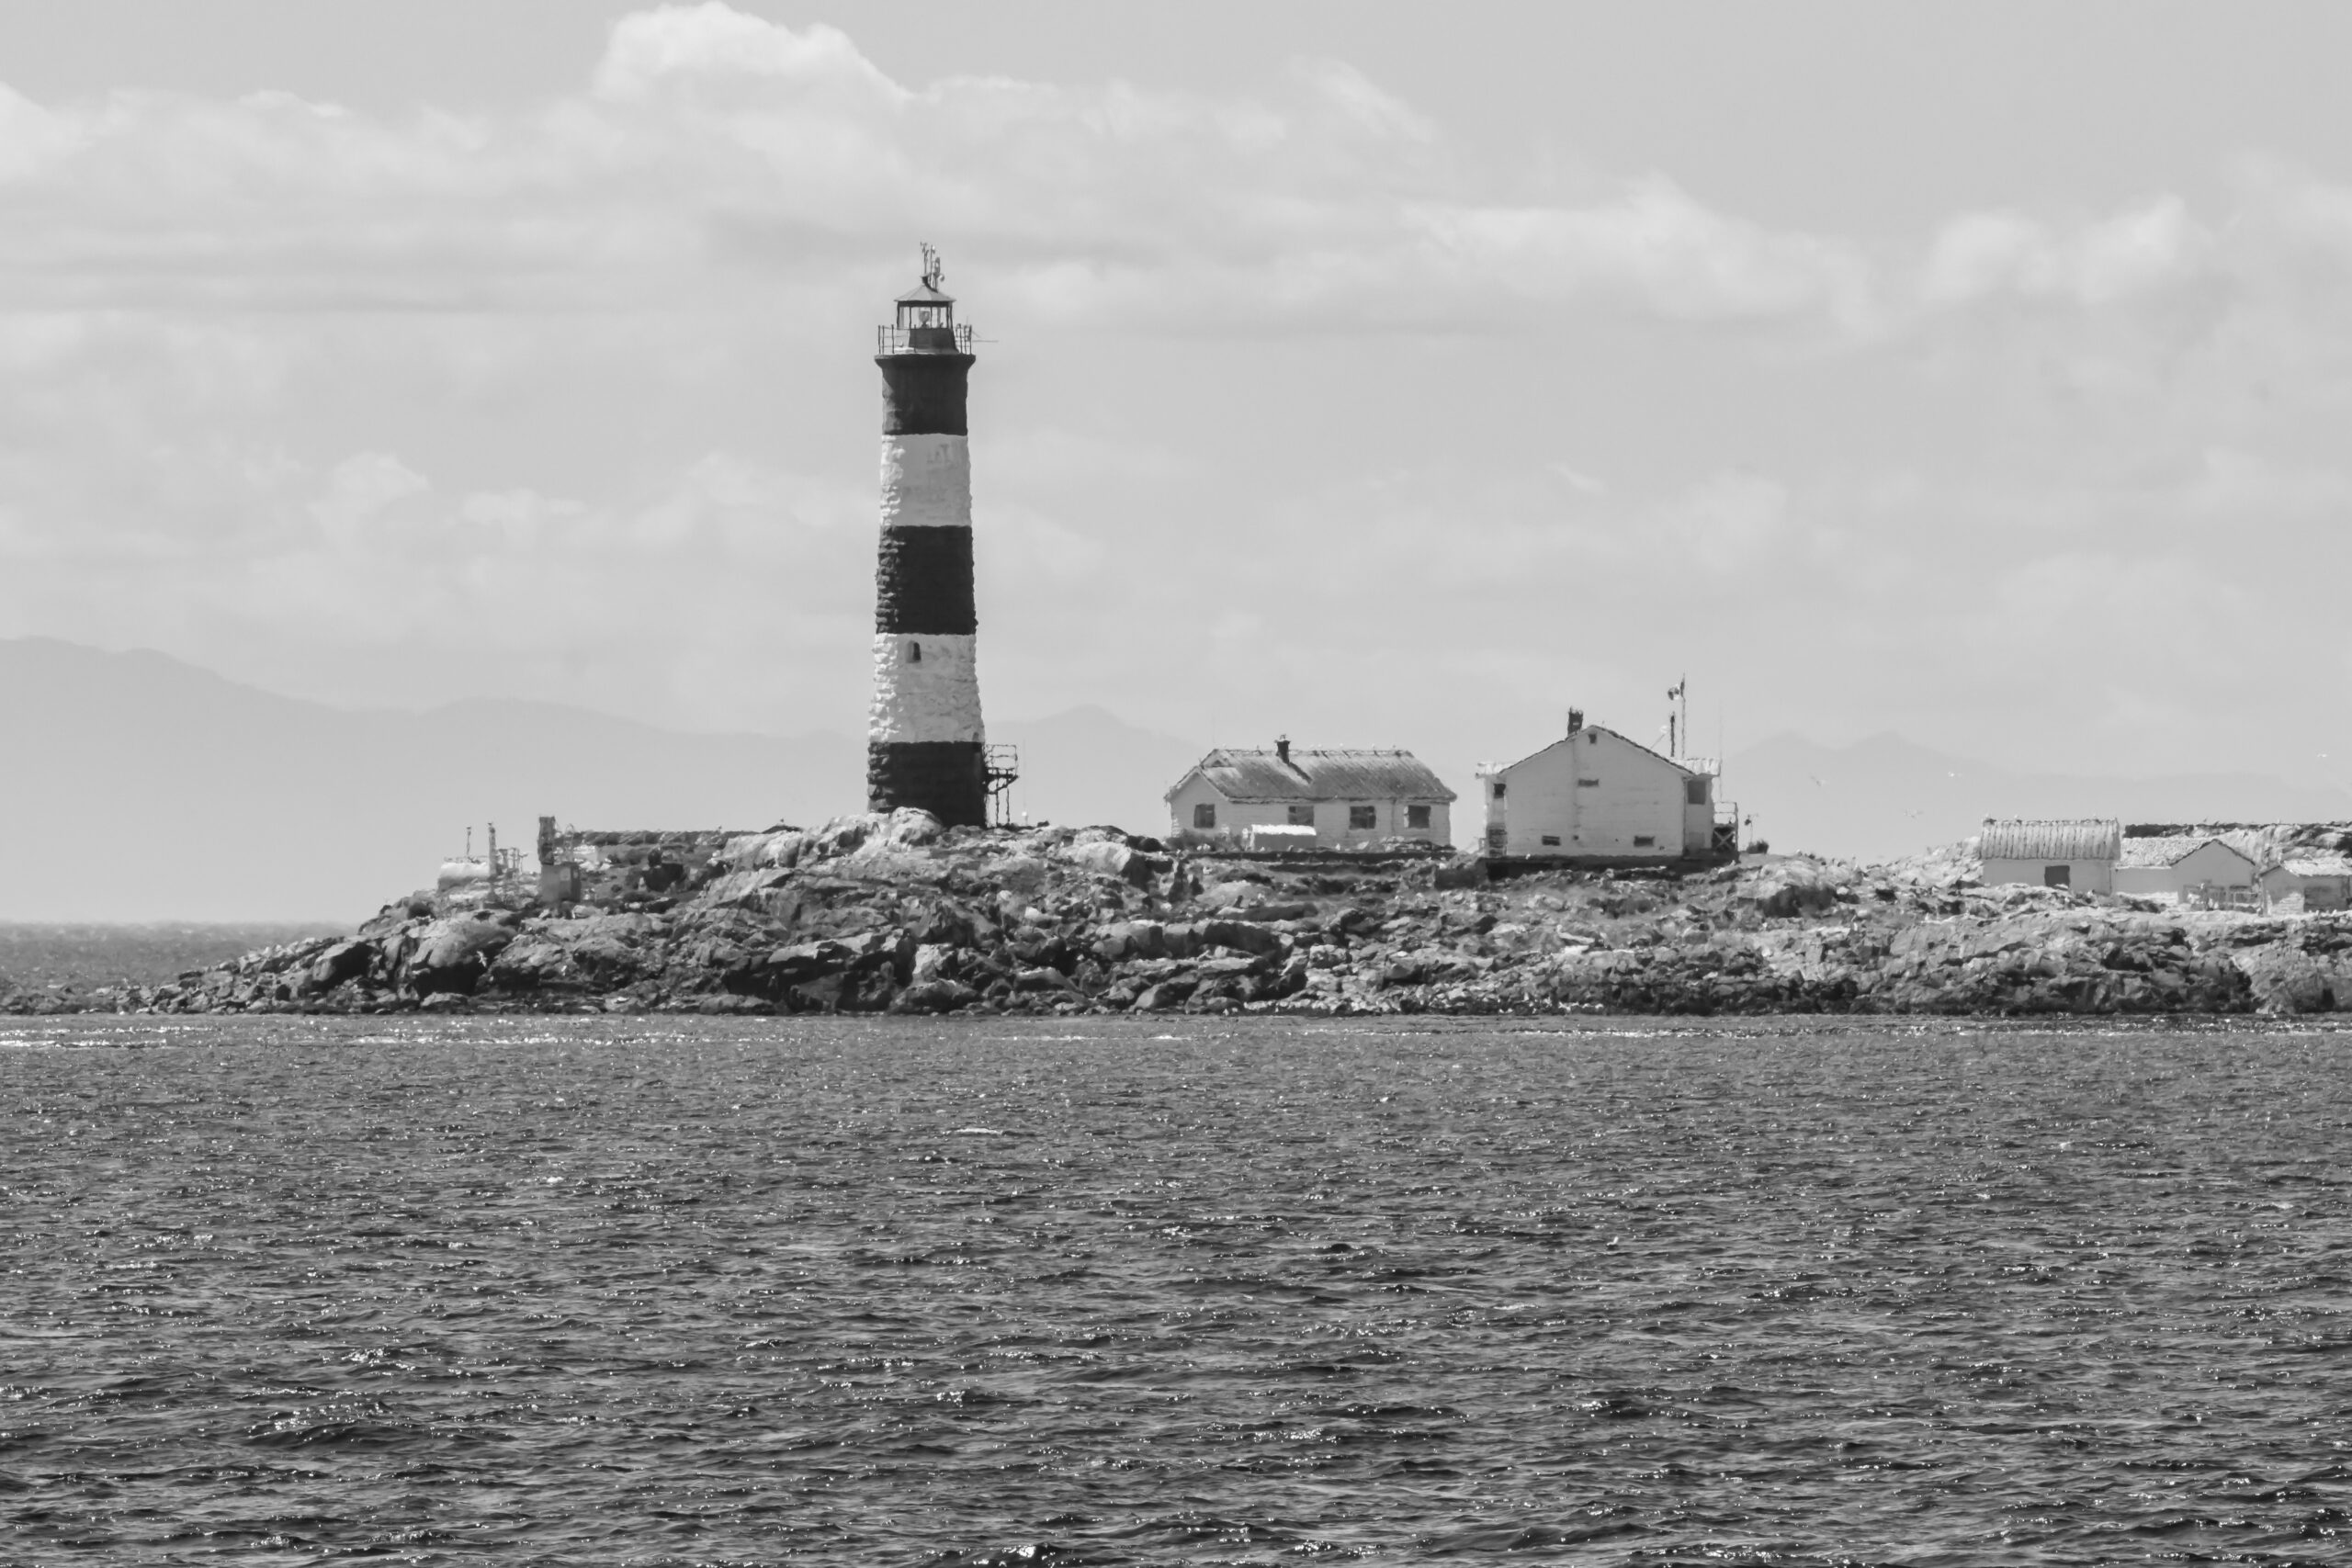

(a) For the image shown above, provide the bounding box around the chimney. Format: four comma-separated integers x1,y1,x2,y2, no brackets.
1566,707,1584,735
1275,734,1292,766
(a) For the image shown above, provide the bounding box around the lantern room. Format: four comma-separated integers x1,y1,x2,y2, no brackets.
879,242,974,355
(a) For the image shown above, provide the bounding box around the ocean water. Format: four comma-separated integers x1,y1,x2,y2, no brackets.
5,1016,2350,1567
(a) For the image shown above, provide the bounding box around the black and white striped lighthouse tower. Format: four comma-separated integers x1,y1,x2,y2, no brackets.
868,244,989,826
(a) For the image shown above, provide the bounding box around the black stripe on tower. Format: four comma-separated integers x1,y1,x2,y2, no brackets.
874,526,977,635
868,740,988,827
877,353,975,436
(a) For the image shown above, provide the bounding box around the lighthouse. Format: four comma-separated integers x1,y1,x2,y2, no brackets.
868,244,989,826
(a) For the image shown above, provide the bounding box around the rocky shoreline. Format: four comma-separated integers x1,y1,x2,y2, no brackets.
9,809,2352,1020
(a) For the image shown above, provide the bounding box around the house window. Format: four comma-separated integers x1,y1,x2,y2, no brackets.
1193,802,1216,829
1349,805,1376,829
1634,835,1656,848
2044,864,2070,887
1577,777,1600,788
1406,804,1431,829
1541,835,1561,847
1492,781,1506,799
1685,778,1707,805
1287,804,1315,827
908,641,921,663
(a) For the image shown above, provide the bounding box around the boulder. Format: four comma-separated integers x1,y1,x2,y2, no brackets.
401,916,515,997
1197,919,1284,956
303,939,376,993
1060,840,1136,882
1433,857,1489,890
1130,979,1196,1012
893,979,978,1013
485,934,576,991
1739,859,1846,919
2234,944,2351,1014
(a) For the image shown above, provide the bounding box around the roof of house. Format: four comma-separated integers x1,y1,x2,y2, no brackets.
2118,834,2205,869
1168,747,1457,804
1979,818,2122,861
2276,851,2352,878
2118,833,2266,871
1491,725,1696,779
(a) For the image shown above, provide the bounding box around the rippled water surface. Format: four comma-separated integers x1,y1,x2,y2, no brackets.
6,1015,2352,1566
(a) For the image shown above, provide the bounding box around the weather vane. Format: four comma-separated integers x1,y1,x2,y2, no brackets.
920,242,943,291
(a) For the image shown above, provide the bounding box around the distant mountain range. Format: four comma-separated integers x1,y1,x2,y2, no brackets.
6,637,2344,919
0,638,1201,922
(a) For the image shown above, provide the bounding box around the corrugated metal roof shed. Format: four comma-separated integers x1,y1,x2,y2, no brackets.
1172,748,1457,804
1980,818,2122,861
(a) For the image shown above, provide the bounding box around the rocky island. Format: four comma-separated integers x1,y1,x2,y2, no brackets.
12,809,2352,1019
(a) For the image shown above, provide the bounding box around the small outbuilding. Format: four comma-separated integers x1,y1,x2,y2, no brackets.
1477,713,1721,861
2260,852,2352,914
1166,739,1454,849
1978,818,2120,894
2114,834,2263,908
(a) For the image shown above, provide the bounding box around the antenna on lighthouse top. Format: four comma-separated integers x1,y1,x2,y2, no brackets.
920,242,943,291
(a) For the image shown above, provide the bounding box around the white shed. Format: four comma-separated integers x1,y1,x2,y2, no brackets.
1979,818,2120,894
2261,852,2352,914
1165,740,1454,849
2114,834,2263,907
1477,718,1718,860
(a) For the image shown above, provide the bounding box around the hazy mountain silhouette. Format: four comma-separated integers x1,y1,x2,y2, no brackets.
0,638,863,920
0,638,1206,921
15,637,2341,919
1725,731,2352,863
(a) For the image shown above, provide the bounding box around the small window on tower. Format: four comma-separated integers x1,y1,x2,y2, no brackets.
909,641,922,663
1193,802,1216,829
1492,781,1507,799
1685,778,1708,806
1349,805,1376,830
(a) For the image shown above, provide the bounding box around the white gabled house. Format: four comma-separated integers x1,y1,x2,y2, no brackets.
1165,739,1455,849
1477,712,1723,861
2112,834,2263,905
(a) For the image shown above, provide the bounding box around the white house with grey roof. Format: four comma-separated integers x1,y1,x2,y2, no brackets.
1165,739,1454,849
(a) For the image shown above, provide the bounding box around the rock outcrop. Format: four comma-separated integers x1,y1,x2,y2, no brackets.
20,817,2352,1018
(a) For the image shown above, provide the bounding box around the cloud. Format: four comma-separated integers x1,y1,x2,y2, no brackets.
593,5,907,106
1,5,2351,782
1920,197,2212,308
312,452,432,546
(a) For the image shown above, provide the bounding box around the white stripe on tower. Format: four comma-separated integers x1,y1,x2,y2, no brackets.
879,434,971,528
868,632,982,743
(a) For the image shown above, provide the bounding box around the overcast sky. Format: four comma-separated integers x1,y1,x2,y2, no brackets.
2,1,2348,784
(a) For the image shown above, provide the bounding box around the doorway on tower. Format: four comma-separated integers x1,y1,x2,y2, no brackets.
985,743,1022,827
